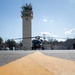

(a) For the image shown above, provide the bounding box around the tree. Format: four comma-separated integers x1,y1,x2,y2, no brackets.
5,39,17,50
0,37,3,50
0,37,3,44
48,37,59,50
53,39,58,44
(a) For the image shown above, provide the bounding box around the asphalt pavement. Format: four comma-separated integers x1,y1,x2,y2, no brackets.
0,50,75,66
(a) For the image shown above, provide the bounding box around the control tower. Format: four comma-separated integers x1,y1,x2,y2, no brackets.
21,3,33,50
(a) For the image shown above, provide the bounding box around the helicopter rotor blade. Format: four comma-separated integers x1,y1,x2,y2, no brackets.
12,36,40,40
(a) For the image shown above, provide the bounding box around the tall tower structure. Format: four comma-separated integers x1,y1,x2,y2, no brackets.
21,3,33,50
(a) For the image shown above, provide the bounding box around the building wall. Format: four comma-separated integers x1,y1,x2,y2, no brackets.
22,17,32,50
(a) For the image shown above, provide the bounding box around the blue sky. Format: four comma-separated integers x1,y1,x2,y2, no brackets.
0,0,75,41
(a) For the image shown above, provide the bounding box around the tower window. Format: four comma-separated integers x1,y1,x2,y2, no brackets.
25,18,28,21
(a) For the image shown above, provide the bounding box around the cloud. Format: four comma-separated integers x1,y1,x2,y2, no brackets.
64,29,75,34
43,16,54,23
43,18,48,22
57,38,66,42
41,32,67,42
41,32,59,38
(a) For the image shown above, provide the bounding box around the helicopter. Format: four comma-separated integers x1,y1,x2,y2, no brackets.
12,36,44,50
32,36,44,50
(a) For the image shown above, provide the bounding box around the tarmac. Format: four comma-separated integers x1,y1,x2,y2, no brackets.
0,50,75,66
0,50,75,75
